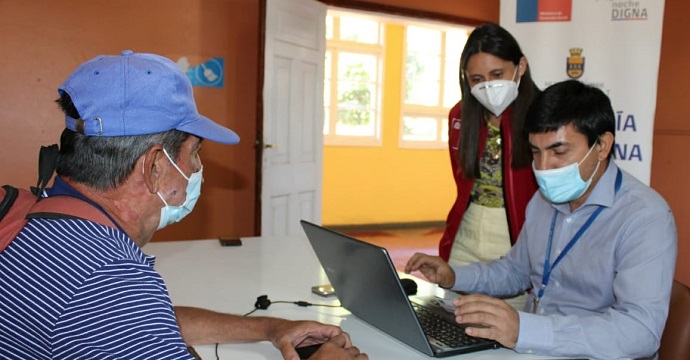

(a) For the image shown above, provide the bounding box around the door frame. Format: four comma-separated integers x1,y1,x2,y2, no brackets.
254,0,485,234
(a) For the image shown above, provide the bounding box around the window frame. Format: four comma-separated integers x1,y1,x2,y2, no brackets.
399,23,472,149
324,12,385,147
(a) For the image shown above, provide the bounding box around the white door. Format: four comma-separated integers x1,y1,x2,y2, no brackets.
262,0,326,236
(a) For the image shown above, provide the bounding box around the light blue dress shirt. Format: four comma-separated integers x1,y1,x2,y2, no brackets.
451,160,677,360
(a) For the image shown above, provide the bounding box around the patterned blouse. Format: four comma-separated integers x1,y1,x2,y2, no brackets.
470,121,504,208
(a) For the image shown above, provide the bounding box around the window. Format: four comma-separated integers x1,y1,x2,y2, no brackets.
401,25,472,149
324,11,472,149
324,12,384,146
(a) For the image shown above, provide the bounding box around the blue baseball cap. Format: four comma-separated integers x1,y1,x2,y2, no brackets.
58,50,240,145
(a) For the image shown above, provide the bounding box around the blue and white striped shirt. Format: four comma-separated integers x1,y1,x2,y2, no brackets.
0,208,193,358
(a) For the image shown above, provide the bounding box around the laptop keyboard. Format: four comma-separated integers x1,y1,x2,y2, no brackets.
412,302,486,348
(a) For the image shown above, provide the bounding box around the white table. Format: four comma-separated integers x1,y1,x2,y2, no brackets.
144,236,563,359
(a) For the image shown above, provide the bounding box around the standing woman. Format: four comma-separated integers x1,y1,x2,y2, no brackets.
440,23,539,307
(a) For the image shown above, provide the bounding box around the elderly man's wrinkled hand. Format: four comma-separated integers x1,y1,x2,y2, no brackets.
309,334,368,360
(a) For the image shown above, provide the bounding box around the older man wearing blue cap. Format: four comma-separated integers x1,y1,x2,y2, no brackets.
0,51,367,360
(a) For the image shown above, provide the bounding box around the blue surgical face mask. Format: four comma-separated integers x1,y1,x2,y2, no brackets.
532,143,600,204
156,148,203,230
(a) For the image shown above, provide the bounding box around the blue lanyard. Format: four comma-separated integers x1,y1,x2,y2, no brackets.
537,169,622,300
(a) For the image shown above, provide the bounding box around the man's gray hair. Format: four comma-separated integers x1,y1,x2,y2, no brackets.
56,129,189,191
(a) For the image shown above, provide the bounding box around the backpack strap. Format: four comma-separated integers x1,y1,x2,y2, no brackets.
27,196,116,228
0,185,19,221
31,144,59,198
1,144,118,254
1,186,116,254
0,186,36,253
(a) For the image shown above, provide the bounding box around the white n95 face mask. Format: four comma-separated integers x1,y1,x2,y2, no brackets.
157,148,203,230
470,66,520,117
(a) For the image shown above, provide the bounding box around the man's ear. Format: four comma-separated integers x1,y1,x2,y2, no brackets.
141,145,166,194
596,132,615,161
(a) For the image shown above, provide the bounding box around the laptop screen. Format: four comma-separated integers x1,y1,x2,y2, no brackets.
301,220,435,355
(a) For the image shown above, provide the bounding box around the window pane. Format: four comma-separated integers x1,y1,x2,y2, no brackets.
405,56,441,105
401,25,473,148
340,16,380,44
441,117,449,143
337,82,372,115
337,82,375,135
405,27,441,106
443,29,468,107
324,11,383,145
324,79,331,107
445,30,467,65
323,108,330,135
324,51,332,81
336,109,375,136
406,78,440,106
403,116,437,141
337,81,375,107
324,51,332,135
406,54,441,82
333,52,378,138
326,15,333,39
443,63,460,107
407,26,441,55
338,53,377,80
324,51,332,107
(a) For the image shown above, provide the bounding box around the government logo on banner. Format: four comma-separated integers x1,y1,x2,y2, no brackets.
516,0,572,23
566,48,585,79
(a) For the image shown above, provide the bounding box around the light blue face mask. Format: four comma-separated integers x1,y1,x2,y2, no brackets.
532,143,600,204
157,148,203,230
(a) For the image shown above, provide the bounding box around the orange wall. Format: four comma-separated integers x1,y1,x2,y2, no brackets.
0,0,259,241
650,0,690,287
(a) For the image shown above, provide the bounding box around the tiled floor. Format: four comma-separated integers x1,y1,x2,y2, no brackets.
341,226,443,272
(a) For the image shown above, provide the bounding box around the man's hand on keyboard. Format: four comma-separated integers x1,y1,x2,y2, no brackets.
453,294,519,349
404,253,456,289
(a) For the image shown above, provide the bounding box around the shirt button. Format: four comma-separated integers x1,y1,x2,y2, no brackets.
566,217,572,223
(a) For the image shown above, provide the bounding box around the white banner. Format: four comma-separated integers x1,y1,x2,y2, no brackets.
500,0,665,184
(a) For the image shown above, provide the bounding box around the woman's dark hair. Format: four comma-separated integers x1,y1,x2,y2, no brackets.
54,92,189,190
525,80,615,160
458,23,540,178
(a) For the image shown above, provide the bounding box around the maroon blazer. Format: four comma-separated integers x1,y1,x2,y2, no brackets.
439,102,538,261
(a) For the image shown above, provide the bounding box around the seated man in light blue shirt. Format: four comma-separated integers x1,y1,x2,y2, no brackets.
406,79,677,360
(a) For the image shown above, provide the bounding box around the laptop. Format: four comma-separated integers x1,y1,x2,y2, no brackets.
300,220,500,357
